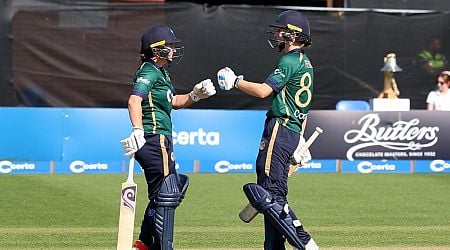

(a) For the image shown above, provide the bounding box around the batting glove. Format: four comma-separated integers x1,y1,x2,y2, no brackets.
291,135,312,165
120,127,145,156
217,67,243,91
189,79,216,102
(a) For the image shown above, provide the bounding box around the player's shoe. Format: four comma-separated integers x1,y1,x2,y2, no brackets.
132,240,148,250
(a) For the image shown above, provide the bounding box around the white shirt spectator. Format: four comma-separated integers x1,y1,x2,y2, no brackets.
426,90,450,111
426,71,450,111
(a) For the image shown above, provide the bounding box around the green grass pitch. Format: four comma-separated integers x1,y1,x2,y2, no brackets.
0,173,449,249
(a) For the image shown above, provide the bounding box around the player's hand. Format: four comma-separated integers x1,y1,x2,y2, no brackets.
217,67,243,91
120,127,145,157
291,135,312,165
189,79,216,102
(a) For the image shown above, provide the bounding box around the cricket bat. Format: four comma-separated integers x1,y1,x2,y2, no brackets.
239,127,323,223
116,154,137,250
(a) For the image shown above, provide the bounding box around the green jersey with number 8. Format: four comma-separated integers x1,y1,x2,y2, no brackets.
264,48,313,134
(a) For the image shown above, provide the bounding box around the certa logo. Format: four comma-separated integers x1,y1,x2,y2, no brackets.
0,161,35,174
69,160,108,174
344,114,439,160
173,128,220,146
357,161,395,174
429,160,450,172
214,160,252,173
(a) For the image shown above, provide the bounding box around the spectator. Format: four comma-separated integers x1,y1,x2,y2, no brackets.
414,37,448,84
426,71,450,111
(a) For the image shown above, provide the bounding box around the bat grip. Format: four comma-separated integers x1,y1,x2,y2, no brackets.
299,127,323,154
127,154,135,182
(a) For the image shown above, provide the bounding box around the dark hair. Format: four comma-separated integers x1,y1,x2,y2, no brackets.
298,32,312,47
140,48,154,62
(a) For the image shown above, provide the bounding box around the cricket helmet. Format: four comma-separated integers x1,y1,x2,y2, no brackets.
267,10,312,50
140,25,184,63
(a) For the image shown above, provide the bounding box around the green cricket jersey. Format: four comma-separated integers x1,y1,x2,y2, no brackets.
265,49,314,134
131,61,175,136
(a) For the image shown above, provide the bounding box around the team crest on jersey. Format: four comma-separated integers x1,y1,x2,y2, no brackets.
259,140,266,151
304,60,313,68
136,77,150,84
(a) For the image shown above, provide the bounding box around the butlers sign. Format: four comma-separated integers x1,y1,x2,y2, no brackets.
305,111,449,160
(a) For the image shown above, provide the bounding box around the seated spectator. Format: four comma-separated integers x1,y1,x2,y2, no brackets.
426,71,450,111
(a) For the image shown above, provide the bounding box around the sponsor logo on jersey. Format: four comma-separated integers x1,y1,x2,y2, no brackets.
167,89,173,102
273,69,286,78
69,160,108,174
214,160,253,173
173,128,220,146
136,77,150,84
293,110,308,120
344,113,439,160
0,160,36,174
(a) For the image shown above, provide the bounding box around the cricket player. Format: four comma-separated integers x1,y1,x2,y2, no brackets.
120,24,216,250
217,10,319,250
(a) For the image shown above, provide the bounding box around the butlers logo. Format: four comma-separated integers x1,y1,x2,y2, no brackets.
343,114,439,160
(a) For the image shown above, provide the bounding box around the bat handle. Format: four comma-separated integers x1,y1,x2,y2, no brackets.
304,127,323,149
127,154,135,182
288,127,323,176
